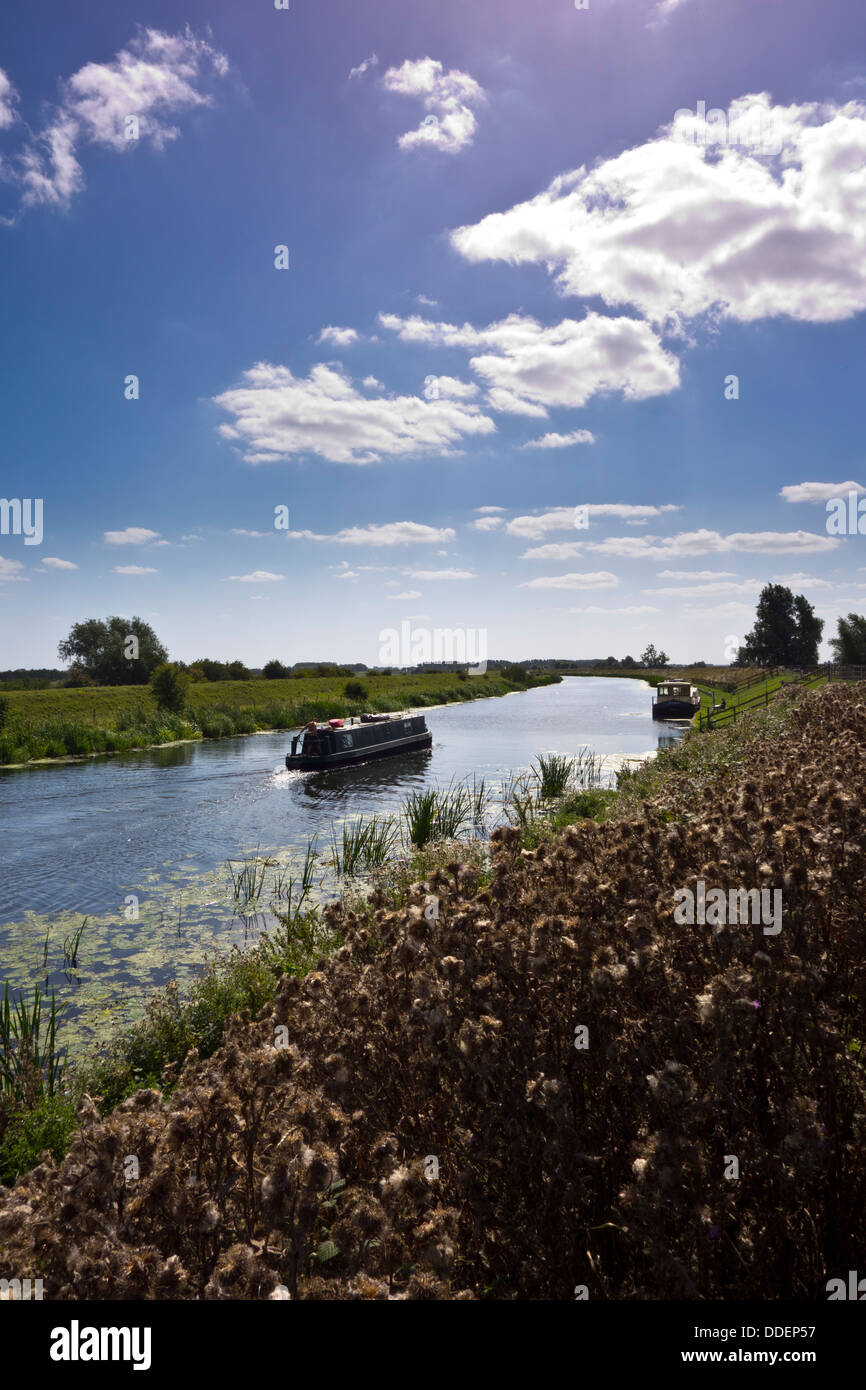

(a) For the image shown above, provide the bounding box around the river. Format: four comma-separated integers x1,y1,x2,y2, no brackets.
0,676,678,1052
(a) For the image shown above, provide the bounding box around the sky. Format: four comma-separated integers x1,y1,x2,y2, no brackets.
2,0,866,668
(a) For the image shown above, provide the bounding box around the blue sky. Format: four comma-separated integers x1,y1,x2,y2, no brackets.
2,0,866,667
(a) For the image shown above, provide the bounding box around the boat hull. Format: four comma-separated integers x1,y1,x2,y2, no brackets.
285,730,432,771
652,699,700,721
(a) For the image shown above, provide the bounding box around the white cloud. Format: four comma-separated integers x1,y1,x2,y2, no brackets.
451,95,866,330
381,58,485,155
214,362,494,465
521,571,620,590
584,529,840,559
642,580,762,596
522,429,595,448
471,515,504,532
770,572,834,589
407,568,475,580
0,69,19,129
476,505,505,514
569,604,660,614
380,311,680,413
226,570,284,582
507,503,678,540
317,325,359,347
657,569,736,579
0,556,26,580
232,528,268,537
113,564,157,575
349,54,378,80
289,521,455,546
363,375,384,389
521,542,585,561
387,590,422,600
780,480,865,503
42,556,78,570
104,527,160,545
416,293,437,307
9,29,228,215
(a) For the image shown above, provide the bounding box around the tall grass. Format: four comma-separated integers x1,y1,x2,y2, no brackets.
331,816,400,875
0,982,67,1102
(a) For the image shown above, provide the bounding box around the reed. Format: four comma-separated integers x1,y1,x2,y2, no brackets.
332,816,399,875
0,981,67,1102
62,917,87,970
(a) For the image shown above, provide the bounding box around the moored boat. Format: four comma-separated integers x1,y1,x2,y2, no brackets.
285,711,432,770
652,680,701,721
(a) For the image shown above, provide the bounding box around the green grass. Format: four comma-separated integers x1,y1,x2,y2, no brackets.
0,670,559,765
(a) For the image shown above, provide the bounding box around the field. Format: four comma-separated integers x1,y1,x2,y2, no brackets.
0,670,558,766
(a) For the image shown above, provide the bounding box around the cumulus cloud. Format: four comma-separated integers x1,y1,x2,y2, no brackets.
317,326,359,347
380,311,680,414
471,516,505,532
584,529,840,559
406,568,475,580
214,362,494,465
288,521,455,546
42,556,78,570
521,542,585,561
104,527,160,545
569,604,660,614
381,57,485,154
520,571,620,590
657,569,736,579
387,589,422,600
451,95,866,330
226,570,284,582
522,429,595,448
507,503,678,540
0,556,26,580
780,480,865,503
5,28,228,217
113,564,157,575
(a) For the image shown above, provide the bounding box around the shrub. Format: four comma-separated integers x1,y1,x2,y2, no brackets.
343,680,368,701
263,659,291,680
149,662,190,713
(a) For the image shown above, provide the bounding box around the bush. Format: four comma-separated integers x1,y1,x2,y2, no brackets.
343,680,368,701
502,664,528,685
263,659,291,680
149,662,190,713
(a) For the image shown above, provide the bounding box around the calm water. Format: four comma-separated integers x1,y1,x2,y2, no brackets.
0,677,675,1050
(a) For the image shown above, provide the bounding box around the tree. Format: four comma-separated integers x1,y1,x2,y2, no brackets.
226,660,251,681
640,644,669,668
737,584,823,667
58,617,167,686
620,654,637,669
263,659,291,679
829,612,866,665
149,662,189,713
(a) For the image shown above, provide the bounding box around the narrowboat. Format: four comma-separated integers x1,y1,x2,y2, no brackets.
285,711,432,770
651,680,701,721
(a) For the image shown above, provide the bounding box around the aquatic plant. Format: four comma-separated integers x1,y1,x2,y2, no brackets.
0,982,66,1103
331,817,399,876
62,917,87,970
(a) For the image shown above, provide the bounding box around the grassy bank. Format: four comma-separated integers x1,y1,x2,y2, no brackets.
0,669,558,766
2,680,862,1298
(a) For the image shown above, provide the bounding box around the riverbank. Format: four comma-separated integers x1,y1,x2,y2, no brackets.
0,668,559,767
2,678,862,1298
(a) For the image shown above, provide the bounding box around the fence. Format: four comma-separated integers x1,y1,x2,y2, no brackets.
696,664,865,732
